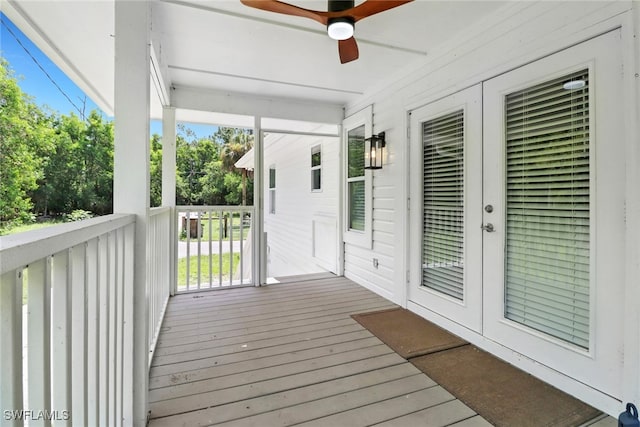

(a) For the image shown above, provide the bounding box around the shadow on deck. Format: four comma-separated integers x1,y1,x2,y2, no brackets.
147,276,491,426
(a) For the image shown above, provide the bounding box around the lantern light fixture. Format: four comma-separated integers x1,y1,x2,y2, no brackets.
364,132,386,170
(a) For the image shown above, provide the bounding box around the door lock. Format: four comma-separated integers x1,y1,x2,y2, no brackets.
484,204,494,213
481,223,495,232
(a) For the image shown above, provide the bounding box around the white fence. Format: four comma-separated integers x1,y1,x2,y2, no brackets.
176,206,254,293
0,214,136,426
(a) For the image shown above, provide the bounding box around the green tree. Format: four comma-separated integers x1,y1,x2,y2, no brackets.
0,60,54,228
150,133,162,207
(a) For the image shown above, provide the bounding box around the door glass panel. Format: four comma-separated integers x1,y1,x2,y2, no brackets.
504,70,590,349
422,110,465,300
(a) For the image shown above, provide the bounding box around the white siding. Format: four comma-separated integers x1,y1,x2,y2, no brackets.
343,0,633,303
341,0,639,415
264,132,340,278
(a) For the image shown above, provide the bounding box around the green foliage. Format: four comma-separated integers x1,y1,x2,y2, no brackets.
64,209,94,222
0,59,55,228
175,126,254,206
150,134,163,207
0,58,255,234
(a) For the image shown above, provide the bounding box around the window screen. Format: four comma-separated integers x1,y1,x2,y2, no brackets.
422,110,465,300
504,70,590,349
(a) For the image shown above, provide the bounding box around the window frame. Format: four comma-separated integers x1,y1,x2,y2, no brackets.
311,144,322,192
268,165,276,214
342,106,373,249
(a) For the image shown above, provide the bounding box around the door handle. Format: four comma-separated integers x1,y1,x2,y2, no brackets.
481,223,495,232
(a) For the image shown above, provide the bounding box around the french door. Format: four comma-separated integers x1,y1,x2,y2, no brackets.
410,30,624,397
408,85,483,333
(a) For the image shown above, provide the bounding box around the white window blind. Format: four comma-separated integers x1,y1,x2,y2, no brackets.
422,110,464,300
504,70,590,349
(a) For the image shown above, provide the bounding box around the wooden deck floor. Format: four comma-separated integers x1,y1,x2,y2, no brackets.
148,276,491,427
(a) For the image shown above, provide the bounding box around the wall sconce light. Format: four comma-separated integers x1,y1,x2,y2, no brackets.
365,132,386,170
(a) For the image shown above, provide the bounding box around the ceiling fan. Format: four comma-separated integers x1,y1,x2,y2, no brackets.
240,0,414,64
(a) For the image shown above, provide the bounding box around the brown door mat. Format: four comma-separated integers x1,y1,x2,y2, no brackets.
411,345,602,427
351,307,468,359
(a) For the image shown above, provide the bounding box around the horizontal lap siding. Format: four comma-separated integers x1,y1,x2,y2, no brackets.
343,1,630,305
264,133,339,277
344,95,406,302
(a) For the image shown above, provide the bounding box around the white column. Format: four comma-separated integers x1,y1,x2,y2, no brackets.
113,1,150,425
253,116,265,285
161,107,176,207
162,107,177,295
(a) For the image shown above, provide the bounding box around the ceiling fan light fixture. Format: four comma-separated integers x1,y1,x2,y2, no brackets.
327,18,354,40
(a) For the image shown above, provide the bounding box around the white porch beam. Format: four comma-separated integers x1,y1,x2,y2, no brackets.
172,85,344,124
113,1,150,425
150,39,171,106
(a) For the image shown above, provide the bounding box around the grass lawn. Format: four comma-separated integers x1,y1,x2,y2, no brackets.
177,252,241,288
1,218,64,236
181,213,251,242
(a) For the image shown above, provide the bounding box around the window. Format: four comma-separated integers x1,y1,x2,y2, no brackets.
269,166,276,214
504,69,590,349
343,106,372,248
422,110,465,300
311,144,322,191
347,125,365,231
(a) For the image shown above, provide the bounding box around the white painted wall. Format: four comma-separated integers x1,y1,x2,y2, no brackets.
263,132,340,279
342,0,639,417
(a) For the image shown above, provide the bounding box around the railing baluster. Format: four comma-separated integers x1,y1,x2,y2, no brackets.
122,223,135,424
98,235,109,426
0,270,23,425
197,212,201,290
51,249,72,426
240,209,244,285
108,231,117,426
27,257,52,427
114,228,124,427
218,212,223,287
229,211,234,286
185,210,191,291
208,210,213,289
71,242,88,427
86,238,99,426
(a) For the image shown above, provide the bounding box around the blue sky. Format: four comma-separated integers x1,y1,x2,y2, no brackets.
0,12,216,139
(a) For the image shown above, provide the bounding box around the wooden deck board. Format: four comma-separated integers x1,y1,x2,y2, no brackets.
148,276,487,426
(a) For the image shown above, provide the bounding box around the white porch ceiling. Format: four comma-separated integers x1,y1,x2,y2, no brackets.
3,0,505,126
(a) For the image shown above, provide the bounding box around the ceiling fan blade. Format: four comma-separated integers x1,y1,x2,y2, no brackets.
349,0,413,22
338,37,359,64
240,0,329,25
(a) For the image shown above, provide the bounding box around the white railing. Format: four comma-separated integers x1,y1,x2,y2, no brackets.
0,214,136,426
147,207,172,366
176,206,254,293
